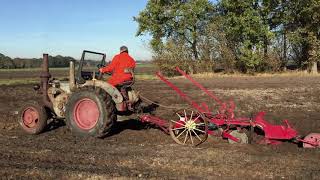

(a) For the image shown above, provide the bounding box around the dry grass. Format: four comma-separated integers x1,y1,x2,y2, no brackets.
189,71,320,78
135,74,157,80
152,70,320,80
1,66,319,85
0,78,38,85
0,67,69,72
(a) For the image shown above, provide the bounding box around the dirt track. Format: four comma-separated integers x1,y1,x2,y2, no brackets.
1,76,320,179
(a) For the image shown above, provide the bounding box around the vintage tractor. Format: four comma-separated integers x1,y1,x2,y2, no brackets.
19,51,140,137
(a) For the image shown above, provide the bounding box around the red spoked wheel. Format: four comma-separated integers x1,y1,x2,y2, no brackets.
169,109,208,146
303,133,320,148
19,101,47,134
73,98,99,130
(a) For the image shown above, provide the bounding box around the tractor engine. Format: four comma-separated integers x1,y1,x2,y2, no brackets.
47,80,69,118
46,57,76,118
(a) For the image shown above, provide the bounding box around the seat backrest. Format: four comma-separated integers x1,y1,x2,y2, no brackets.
123,68,135,87
124,68,134,74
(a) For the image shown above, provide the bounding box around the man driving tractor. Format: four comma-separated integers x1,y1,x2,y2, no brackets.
99,46,136,87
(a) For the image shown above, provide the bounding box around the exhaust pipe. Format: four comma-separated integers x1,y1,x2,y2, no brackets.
69,60,76,91
40,54,53,110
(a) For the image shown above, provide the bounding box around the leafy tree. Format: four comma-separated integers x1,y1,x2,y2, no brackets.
266,0,320,70
134,0,215,61
0,53,15,69
0,53,75,69
218,0,274,72
199,17,236,72
285,0,320,70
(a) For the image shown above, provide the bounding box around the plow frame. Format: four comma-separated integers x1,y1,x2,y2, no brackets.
139,67,319,148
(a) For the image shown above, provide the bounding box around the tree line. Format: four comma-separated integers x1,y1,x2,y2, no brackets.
135,0,320,75
0,53,75,69
0,53,150,69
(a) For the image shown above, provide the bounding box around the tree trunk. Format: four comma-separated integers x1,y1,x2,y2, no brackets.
188,65,194,75
283,30,287,71
301,42,310,70
311,61,318,74
264,37,268,58
192,41,198,60
192,25,199,61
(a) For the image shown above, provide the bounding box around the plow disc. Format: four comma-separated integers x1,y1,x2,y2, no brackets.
227,130,249,144
303,133,320,148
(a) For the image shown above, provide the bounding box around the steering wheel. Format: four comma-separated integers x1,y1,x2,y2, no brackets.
97,66,113,80
96,64,105,80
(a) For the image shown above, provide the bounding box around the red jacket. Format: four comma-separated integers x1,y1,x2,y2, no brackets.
99,52,136,86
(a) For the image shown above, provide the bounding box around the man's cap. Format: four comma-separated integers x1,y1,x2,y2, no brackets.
120,46,128,52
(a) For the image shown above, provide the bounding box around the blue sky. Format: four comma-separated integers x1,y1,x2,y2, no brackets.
0,0,152,60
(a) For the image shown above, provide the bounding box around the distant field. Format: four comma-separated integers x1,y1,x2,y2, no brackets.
0,67,69,72
2,63,320,85
0,63,156,73
0,63,158,85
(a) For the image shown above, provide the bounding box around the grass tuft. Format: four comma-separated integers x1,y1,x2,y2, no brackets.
0,79,39,85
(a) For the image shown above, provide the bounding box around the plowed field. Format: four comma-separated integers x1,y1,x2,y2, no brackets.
0,73,319,179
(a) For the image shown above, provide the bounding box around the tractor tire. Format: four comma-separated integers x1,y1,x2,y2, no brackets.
65,89,116,138
18,100,48,135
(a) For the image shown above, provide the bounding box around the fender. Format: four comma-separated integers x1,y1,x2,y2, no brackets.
79,80,123,104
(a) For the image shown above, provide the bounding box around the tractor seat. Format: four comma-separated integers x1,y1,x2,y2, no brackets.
117,68,135,89
117,80,134,88
116,80,134,101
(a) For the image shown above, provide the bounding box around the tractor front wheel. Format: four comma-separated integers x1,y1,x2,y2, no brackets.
65,90,116,138
18,101,48,135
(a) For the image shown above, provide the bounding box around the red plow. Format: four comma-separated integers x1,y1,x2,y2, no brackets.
139,67,320,148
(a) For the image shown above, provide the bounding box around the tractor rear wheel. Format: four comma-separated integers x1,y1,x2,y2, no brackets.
65,89,116,138
18,101,48,135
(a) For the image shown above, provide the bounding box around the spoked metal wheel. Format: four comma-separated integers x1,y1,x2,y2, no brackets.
169,109,208,146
